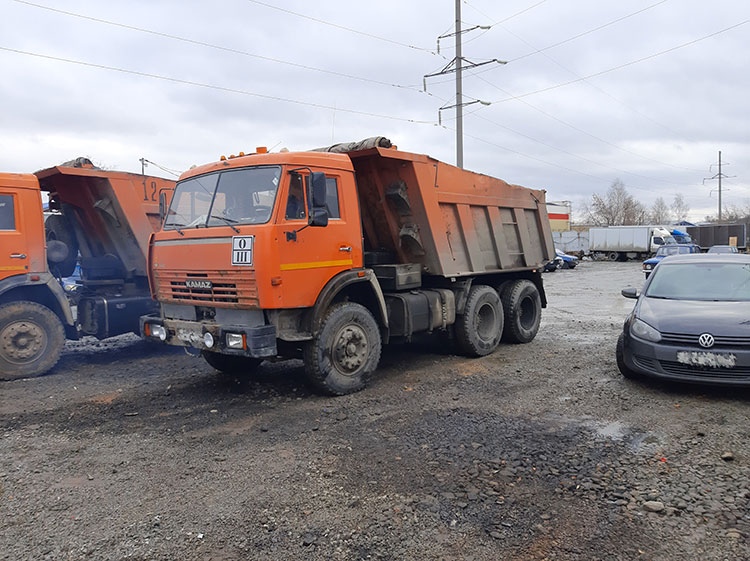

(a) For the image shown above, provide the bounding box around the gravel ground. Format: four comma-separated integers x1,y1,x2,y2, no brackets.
1,260,749,560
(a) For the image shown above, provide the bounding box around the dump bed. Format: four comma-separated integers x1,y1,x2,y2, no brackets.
349,147,554,277
35,160,175,280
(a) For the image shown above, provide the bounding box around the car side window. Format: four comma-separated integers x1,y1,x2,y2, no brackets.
0,194,15,230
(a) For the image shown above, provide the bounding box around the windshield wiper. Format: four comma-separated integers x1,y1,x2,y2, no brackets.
210,215,240,233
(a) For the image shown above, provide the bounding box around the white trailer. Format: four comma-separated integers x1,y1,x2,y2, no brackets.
588,226,675,261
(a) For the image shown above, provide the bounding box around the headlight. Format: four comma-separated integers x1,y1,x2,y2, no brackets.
644,264,652,270
146,323,167,341
630,318,661,342
225,332,246,349
203,331,215,348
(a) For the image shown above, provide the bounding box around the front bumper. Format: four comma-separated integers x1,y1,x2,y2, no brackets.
621,332,750,386
140,315,277,358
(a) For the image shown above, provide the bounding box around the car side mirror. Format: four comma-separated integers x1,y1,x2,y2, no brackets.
621,287,639,299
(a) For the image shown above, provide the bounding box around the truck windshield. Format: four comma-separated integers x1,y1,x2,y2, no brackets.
164,166,281,230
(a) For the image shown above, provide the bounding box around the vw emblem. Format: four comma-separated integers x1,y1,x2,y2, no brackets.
698,333,715,348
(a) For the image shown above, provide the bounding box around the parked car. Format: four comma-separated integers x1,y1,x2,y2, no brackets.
707,245,739,254
555,248,578,269
642,243,701,278
617,253,750,387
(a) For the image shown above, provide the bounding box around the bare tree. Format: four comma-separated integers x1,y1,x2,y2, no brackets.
581,180,647,225
703,202,750,223
650,197,671,224
671,194,690,223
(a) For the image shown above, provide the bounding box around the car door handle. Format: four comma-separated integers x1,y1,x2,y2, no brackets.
10,253,27,259
339,246,352,252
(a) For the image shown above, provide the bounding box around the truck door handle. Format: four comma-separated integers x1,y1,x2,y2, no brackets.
339,246,352,252
10,253,27,259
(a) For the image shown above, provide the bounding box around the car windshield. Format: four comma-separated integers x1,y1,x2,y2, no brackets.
646,262,750,301
164,166,281,229
656,246,690,257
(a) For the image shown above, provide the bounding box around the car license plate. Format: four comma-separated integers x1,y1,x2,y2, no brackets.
676,351,736,369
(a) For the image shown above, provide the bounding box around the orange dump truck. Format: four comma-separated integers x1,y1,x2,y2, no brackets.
0,159,174,379
141,138,555,394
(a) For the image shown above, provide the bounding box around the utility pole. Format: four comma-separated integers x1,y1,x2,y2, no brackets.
423,5,506,169
704,151,735,222
455,0,463,169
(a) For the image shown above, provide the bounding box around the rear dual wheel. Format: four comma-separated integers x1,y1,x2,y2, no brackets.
456,285,504,357
501,280,542,344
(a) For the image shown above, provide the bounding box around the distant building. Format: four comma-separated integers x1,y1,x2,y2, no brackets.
546,201,571,232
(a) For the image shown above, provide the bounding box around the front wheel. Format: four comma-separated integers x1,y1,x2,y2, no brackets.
616,333,640,379
501,280,542,344
0,301,65,380
303,302,382,395
201,351,262,376
455,285,504,357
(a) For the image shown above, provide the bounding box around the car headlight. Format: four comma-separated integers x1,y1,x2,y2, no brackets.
630,318,661,342
644,264,652,270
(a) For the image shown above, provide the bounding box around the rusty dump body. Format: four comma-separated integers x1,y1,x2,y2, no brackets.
38,159,174,283
0,160,176,380
349,147,554,277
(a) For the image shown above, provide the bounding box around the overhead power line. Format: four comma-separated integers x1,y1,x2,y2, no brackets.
11,0,426,91
486,18,750,104
244,0,436,53
0,46,436,125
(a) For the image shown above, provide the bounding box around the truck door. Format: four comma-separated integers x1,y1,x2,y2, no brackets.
275,173,362,308
0,179,39,281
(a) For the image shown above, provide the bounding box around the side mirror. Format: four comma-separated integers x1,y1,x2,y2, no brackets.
159,190,168,223
309,207,328,227
621,287,639,299
310,172,327,208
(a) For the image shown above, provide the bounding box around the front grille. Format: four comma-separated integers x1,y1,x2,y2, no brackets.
155,269,259,307
659,359,750,381
660,332,750,348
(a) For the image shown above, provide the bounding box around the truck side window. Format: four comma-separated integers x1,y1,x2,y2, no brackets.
325,178,340,219
0,194,15,230
285,174,306,220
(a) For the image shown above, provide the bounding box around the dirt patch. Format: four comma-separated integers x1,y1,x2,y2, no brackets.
1,261,749,560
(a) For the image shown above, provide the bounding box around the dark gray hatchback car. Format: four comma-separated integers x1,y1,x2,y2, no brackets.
617,253,750,386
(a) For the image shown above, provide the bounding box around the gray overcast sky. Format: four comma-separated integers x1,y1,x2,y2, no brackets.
1,0,748,222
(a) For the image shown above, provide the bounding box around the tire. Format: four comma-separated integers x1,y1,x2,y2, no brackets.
0,301,65,380
303,302,381,396
606,252,619,262
202,351,262,375
455,285,504,357
501,280,542,344
616,333,640,379
45,213,79,278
